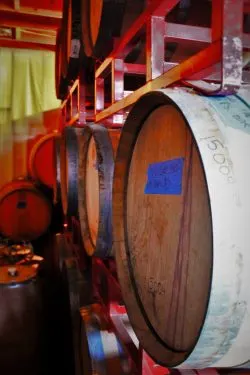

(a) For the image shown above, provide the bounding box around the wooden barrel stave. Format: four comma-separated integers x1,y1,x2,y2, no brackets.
78,124,120,257
113,88,250,368
60,126,82,217
0,179,51,242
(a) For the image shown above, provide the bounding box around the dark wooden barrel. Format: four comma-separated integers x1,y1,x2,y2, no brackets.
29,132,60,190
61,0,82,81
52,233,70,276
60,125,82,217
61,255,90,374
0,179,52,241
81,0,145,58
53,135,62,204
55,28,69,100
0,265,43,375
113,88,250,368
77,124,120,257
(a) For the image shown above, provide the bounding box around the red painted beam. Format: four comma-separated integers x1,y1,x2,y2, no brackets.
0,10,61,30
244,0,250,13
0,38,55,51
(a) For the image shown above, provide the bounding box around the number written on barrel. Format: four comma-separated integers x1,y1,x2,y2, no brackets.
200,136,235,184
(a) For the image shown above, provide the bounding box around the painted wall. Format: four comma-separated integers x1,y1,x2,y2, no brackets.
0,48,61,190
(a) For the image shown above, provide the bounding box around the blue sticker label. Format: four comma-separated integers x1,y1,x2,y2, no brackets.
144,158,184,195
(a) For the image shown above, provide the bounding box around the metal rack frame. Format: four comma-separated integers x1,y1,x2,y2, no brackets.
94,0,250,126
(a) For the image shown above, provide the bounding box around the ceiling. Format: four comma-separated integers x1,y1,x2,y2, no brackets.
0,0,62,51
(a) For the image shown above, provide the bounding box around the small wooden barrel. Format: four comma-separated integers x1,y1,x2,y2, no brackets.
81,0,145,58
60,126,82,217
78,124,120,257
0,265,42,375
113,88,250,368
0,179,52,241
29,132,60,189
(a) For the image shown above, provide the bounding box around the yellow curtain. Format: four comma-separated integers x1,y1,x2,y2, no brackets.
0,48,61,188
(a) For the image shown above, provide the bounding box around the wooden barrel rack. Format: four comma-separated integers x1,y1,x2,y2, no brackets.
57,0,250,373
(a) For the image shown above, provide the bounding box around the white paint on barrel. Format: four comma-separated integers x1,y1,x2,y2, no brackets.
162,88,250,368
113,86,250,368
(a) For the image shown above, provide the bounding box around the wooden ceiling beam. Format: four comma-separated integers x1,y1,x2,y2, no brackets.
0,4,61,18
0,9,61,30
0,38,55,51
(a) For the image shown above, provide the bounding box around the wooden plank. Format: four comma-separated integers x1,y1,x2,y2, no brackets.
0,3,62,18
0,9,61,30
0,38,55,50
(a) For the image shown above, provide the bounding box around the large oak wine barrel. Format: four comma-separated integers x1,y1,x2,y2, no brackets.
81,0,145,59
61,0,82,81
113,88,250,368
0,265,43,375
0,179,51,241
60,126,82,217
29,132,60,190
78,124,120,257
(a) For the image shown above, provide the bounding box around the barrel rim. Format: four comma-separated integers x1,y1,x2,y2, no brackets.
113,89,214,367
77,123,115,258
60,126,81,217
0,180,51,207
